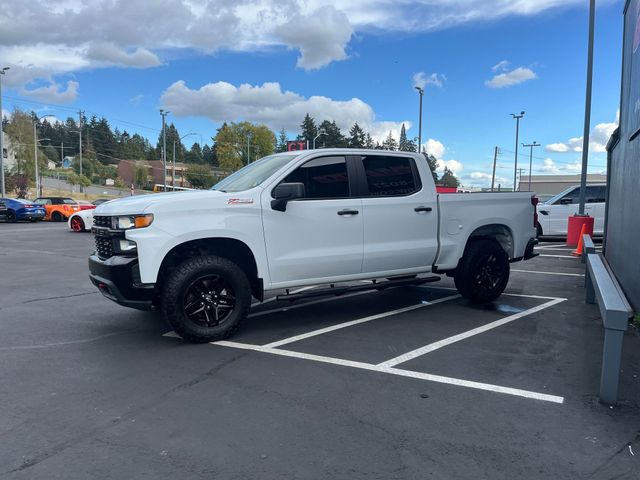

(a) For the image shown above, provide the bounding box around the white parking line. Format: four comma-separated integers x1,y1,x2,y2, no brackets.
377,297,566,368
512,269,584,277
213,340,564,404
263,294,461,348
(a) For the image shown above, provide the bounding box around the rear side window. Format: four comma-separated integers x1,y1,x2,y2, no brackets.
360,155,420,197
281,156,349,199
34,198,51,205
555,188,580,205
62,198,77,205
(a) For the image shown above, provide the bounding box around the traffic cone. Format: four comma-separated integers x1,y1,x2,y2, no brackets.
571,224,587,256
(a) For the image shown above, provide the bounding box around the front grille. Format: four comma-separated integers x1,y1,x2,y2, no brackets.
95,234,114,260
93,215,112,228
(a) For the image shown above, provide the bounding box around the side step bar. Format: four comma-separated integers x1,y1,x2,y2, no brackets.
276,276,441,302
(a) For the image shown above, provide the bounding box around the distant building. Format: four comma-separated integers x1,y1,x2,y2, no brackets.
117,160,194,189
287,140,307,151
1,132,18,171
518,174,607,198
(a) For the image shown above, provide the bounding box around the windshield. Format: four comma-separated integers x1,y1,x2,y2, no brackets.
545,186,576,205
212,153,298,193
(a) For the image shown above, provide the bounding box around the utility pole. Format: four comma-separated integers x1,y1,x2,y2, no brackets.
78,110,84,193
172,141,176,189
61,142,64,167
522,141,541,191
510,111,525,192
516,168,526,191
491,146,499,192
160,109,169,190
415,87,424,153
0,66,8,197
578,0,595,215
33,122,39,197
246,133,252,164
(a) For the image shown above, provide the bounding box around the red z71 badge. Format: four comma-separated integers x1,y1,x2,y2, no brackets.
227,198,254,205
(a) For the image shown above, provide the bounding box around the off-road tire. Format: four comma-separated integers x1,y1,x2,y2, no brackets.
161,255,251,343
454,238,510,304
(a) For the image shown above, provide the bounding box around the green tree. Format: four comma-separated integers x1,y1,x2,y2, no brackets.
68,173,91,190
276,128,288,153
318,120,346,148
156,123,185,163
300,114,317,145
202,144,218,167
398,124,411,151
348,123,366,148
439,167,460,188
4,109,49,180
364,133,375,149
424,152,439,182
134,161,149,188
184,142,204,163
382,131,398,151
186,163,216,189
214,122,276,171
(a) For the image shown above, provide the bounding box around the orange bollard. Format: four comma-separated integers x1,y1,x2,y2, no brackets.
571,224,588,256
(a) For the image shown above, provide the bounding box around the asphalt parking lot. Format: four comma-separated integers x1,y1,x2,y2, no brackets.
1,222,639,479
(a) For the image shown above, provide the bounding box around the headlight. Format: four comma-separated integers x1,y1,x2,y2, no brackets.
113,214,154,230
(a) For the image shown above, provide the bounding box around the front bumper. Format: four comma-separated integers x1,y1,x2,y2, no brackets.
88,254,155,310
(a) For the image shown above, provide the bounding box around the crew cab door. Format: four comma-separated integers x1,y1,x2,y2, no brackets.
261,155,363,286
353,154,439,273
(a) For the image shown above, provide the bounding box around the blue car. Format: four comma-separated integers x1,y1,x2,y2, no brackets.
0,198,47,222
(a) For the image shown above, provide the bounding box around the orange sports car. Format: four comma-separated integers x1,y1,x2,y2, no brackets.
34,197,81,222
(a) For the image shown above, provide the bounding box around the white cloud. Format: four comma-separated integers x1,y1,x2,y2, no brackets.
85,43,162,68
420,138,463,174
541,158,560,173
485,66,537,88
438,159,463,174
0,0,607,91
20,80,79,103
129,94,144,105
413,72,446,89
160,80,410,141
423,138,445,159
461,171,509,188
277,6,353,70
545,119,618,154
491,60,510,72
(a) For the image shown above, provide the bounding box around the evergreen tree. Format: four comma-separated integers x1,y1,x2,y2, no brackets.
276,128,288,152
318,120,346,148
364,133,375,149
440,167,460,188
156,123,185,163
184,142,204,163
398,124,410,151
424,152,439,182
300,114,317,146
202,144,218,167
382,131,398,151
348,122,366,148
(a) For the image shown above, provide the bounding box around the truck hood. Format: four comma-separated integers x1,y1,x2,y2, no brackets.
95,190,228,215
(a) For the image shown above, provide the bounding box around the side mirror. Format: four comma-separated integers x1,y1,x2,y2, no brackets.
271,183,306,212
559,198,573,205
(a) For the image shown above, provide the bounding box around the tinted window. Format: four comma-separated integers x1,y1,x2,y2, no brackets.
34,198,51,205
586,186,606,203
361,155,419,196
555,188,580,205
62,198,77,204
281,156,349,199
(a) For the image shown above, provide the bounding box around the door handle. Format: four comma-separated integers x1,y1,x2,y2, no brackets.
414,206,433,213
337,209,359,216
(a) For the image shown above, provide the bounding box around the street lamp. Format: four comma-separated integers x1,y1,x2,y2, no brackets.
522,141,541,192
33,114,56,197
0,66,9,197
173,132,196,188
510,111,525,192
415,86,424,154
313,129,327,149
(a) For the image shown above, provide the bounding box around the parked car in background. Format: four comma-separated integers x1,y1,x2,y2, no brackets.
34,197,80,222
536,184,606,237
0,200,7,223
68,209,94,232
78,200,97,211
0,198,47,222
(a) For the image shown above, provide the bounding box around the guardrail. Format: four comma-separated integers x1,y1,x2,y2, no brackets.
584,235,633,405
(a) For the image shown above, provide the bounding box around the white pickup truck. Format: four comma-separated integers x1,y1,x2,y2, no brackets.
89,149,538,342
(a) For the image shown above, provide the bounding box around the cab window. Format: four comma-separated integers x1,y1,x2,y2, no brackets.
586,186,606,203
360,155,420,197
281,156,349,199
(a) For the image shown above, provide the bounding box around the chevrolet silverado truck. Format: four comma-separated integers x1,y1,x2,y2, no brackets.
88,149,538,342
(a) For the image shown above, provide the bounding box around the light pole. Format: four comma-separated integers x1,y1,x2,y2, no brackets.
510,111,525,192
522,141,540,192
160,109,169,190
313,129,326,149
33,114,55,197
578,0,595,215
246,133,252,164
77,110,84,192
0,66,9,197
173,132,196,188
415,86,424,153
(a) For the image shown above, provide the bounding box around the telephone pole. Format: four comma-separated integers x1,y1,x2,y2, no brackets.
510,111,525,192
78,110,84,192
491,146,499,192
516,168,526,191
160,109,169,190
522,141,541,191
0,66,9,197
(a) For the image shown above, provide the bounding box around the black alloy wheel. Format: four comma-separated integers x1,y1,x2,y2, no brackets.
182,274,236,327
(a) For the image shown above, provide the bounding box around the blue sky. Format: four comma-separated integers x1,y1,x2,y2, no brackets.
0,0,625,187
